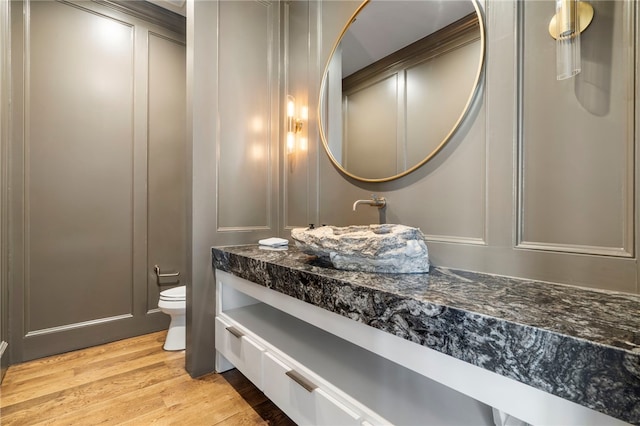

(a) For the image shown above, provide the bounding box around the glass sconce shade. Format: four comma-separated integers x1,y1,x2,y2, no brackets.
549,0,594,80
556,0,580,79
285,95,305,154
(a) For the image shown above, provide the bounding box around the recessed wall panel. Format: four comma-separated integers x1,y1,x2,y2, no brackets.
394,106,486,243
147,33,186,308
519,1,633,256
0,0,9,376
285,0,310,228
344,75,399,178
406,40,481,162
218,1,272,229
27,2,134,331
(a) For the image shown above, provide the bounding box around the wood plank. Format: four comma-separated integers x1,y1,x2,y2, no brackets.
1,332,165,384
0,331,294,425
1,346,184,406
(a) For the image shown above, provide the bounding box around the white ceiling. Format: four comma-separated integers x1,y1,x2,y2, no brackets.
341,0,475,77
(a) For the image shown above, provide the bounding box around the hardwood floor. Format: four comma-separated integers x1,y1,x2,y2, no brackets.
0,331,295,425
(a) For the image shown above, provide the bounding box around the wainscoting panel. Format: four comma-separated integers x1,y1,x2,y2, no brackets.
26,1,136,331
0,0,10,381
518,0,634,257
284,0,311,230
344,74,400,178
217,0,277,231
147,32,187,311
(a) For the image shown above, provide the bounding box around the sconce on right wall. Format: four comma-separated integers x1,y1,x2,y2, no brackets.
548,0,594,80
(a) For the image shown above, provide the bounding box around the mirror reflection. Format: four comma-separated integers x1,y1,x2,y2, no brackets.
320,0,484,182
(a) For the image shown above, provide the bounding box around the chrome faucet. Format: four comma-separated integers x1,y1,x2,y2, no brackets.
352,194,386,211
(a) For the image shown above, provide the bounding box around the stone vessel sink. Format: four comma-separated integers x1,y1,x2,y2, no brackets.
290,224,429,273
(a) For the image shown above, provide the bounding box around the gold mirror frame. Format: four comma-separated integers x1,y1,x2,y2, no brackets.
318,0,486,183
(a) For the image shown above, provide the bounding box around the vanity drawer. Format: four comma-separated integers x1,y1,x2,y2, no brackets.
263,352,361,426
215,316,265,390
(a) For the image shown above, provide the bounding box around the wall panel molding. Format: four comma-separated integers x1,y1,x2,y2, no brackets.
145,30,187,313
215,0,279,235
148,29,186,46
0,0,10,380
94,0,185,35
517,242,632,258
515,0,635,258
25,314,133,337
23,0,137,334
425,235,486,246
283,0,312,230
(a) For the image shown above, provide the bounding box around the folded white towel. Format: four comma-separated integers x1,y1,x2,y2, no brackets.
258,237,289,247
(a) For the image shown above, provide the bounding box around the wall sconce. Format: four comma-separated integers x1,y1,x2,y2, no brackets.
548,0,594,80
286,95,307,155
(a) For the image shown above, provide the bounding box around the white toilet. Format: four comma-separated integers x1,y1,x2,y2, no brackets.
158,285,186,351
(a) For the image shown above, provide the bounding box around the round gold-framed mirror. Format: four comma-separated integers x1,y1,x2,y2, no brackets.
319,0,485,182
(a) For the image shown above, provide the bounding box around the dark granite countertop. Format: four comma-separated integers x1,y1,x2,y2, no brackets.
211,245,640,424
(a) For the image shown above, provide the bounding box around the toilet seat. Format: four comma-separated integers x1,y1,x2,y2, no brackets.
160,285,186,301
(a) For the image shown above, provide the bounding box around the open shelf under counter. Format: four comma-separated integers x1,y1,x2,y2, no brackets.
219,299,494,426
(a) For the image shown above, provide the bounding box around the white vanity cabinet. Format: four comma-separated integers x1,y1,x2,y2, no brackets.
214,269,495,426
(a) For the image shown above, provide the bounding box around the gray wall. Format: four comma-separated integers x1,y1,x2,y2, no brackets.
283,0,639,295
186,0,282,377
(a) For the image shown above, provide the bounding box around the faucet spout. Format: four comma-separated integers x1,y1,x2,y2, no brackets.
352,195,386,211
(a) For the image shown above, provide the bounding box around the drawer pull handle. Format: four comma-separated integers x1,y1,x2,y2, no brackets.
285,370,317,393
225,326,244,339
